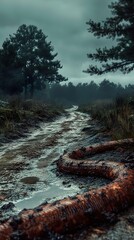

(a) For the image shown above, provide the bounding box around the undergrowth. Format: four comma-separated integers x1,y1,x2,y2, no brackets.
0,98,64,137
79,97,134,140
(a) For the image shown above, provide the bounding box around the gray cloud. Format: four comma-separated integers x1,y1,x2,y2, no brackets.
0,0,132,85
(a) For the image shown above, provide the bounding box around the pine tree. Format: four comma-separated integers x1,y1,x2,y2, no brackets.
85,0,134,75
1,24,67,97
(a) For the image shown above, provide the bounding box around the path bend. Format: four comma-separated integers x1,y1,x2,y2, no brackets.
0,138,134,240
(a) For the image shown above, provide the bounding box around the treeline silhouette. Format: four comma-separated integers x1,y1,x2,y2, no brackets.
35,79,134,105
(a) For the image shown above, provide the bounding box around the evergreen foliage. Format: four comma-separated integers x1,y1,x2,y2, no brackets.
85,0,134,75
0,24,67,97
36,80,134,105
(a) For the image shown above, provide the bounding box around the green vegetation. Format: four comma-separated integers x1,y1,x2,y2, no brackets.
0,26,68,134
0,24,67,98
0,98,64,140
36,80,134,106
0,1,134,141
79,98,134,140
85,0,134,75
80,0,134,140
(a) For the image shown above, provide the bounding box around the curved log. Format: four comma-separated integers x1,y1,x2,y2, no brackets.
0,139,134,240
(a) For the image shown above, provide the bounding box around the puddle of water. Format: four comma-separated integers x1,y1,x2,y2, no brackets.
15,184,79,211
0,106,133,240
0,106,101,214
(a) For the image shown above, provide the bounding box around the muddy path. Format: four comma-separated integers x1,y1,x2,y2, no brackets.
0,106,134,239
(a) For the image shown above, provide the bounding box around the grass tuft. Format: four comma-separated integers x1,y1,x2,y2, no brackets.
79,97,134,140
0,98,64,138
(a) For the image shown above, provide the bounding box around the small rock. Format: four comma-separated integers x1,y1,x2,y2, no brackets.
62,180,70,185
79,184,84,189
20,176,39,184
1,202,15,211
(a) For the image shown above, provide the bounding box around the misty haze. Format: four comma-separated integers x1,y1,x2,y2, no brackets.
0,1,134,240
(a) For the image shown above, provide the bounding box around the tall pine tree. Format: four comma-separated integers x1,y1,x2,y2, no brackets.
1,24,67,97
85,0,134,75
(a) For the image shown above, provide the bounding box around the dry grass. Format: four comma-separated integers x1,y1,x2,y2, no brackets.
79,98,134,139
0,98,64,137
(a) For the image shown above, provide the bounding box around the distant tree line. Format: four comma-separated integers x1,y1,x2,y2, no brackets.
38,80,134,106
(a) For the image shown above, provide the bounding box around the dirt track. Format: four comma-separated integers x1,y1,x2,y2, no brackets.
0,107,134,239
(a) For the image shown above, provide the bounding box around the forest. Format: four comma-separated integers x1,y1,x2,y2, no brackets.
0,0,134,240
0,22,134,107
41,80,134,105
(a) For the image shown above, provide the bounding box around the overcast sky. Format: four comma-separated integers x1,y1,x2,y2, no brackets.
0,0,133,86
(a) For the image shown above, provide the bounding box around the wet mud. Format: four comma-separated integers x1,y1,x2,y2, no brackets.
0,106,133,239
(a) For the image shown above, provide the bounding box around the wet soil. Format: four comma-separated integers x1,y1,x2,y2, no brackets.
0,106,134,239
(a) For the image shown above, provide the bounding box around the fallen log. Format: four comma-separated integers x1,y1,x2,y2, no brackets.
0,138,134,240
